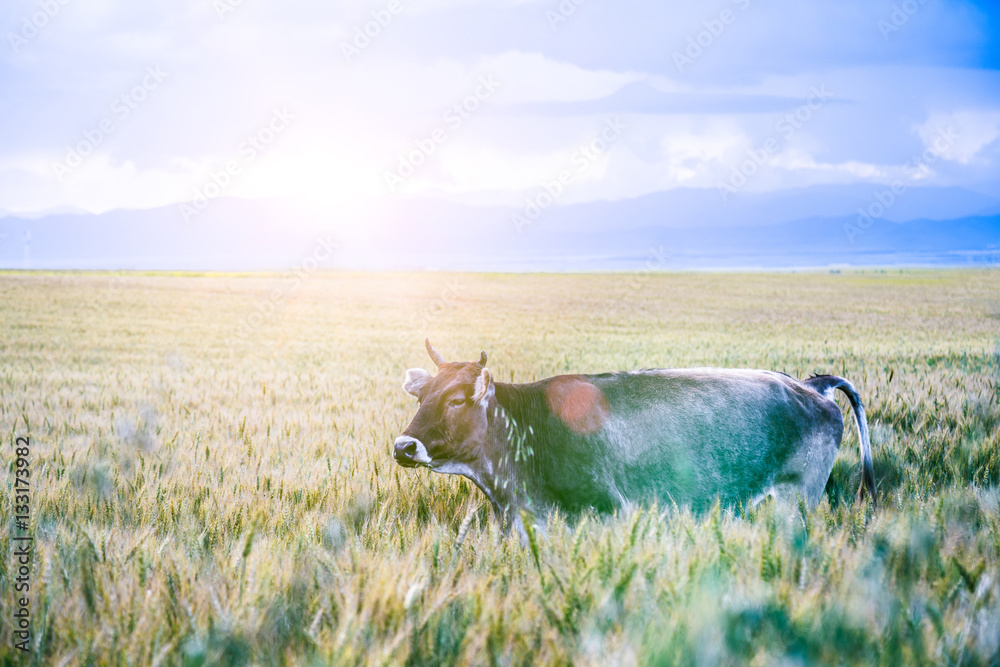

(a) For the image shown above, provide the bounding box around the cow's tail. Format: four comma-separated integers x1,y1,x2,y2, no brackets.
804,375,876,506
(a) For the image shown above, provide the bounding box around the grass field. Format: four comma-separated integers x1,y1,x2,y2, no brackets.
1,269,999,665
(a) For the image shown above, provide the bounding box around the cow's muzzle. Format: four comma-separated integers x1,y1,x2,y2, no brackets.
393,435,431,467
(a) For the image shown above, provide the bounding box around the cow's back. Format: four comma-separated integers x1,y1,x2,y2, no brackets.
572,369,843,509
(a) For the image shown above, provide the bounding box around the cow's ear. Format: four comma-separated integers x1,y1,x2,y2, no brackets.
403,368,432,396
472,367,494,405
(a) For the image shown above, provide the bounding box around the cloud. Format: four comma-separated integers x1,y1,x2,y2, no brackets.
0,152,191,214
1,0,998,216
479,52,643,105
917,110,1000,165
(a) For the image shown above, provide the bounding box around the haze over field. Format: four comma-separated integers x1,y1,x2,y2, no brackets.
1,0,999,269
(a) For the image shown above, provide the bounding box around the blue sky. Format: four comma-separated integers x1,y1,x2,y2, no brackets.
1,0,998,219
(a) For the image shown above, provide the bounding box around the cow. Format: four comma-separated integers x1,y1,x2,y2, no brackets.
393,340,875,533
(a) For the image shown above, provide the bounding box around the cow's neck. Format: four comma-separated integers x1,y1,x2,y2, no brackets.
480,381,549,519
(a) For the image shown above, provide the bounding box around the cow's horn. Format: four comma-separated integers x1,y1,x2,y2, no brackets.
425,338,446,368
479,351,488,366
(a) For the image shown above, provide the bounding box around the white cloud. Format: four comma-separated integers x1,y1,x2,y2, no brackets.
1,0,997,218
395,114,750,204
917,110,1000,165
337,51,642,115
478,52,643,105
0,153,191,214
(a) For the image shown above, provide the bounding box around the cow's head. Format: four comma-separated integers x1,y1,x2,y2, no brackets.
394,339,495,474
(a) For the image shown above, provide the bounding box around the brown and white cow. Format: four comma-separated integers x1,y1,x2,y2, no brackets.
394,340,875,531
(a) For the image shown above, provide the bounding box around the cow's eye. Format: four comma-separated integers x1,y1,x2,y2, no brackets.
448,397,467,408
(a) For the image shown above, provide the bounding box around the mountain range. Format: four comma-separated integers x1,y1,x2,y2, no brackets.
1,184,998,271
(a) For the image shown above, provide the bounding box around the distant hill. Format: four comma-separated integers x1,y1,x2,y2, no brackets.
1,185,998,271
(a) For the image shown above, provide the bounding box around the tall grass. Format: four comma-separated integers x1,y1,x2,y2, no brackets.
1,269,998,665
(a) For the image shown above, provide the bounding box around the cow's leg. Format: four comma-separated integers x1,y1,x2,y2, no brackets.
803,435,840,507
502,506,548,546
510,512,547,546
770,433,840,509
751,486,775,507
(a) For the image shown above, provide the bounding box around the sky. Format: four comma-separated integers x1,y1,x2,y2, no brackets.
1,0,999,221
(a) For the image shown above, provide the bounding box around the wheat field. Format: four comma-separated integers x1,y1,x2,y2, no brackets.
1,269,998,665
